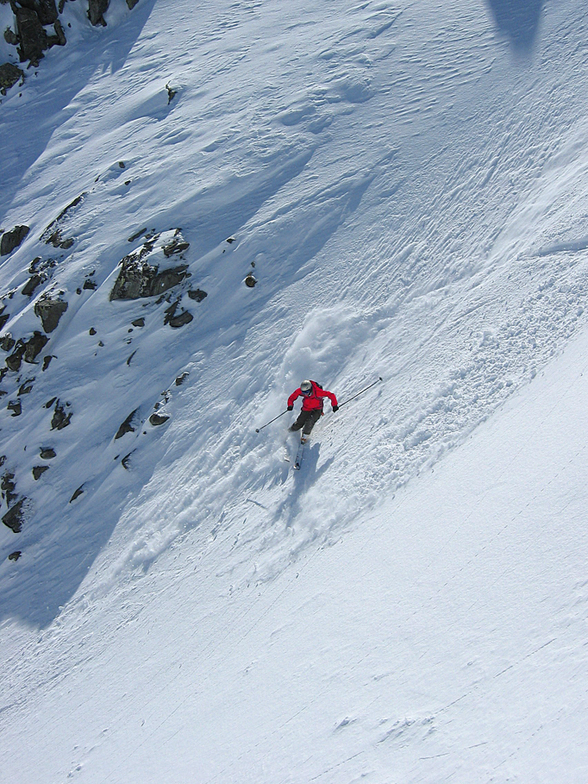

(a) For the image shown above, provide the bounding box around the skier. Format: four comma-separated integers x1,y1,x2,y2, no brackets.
287,379,338,438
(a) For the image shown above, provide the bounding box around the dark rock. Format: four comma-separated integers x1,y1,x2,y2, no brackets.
34,295,68,332
40,447,56,459
6,340,25,371
153,266,189,296
22,274,43,297
1,225,30,256
115,408,139,439
4,27,19,46
44,396,57,409
244,274,257,288
17,0,59,26
8,551,22,561
121,452,133,469
162,231,189,257
126,0,140,8
14,6,47,64
18,378,34,395
70,485,84,503
128,227,147,243
41,193,86,246
3,499,25,533
29,255,57,275
32,465,49,480
149,412,169,426
24,330,48,362
226,236,236,244
83,277,97,290
187,288,207,302
0,334,15,352
110,260,187,300
7,399,21,416
167,310,193,329
131,317,145,327
0,310,9,331
88,0,109,26
89,327,97,335
0,62,24,95
48,17,66,47
110,230,190,301
175,372,189,386
165,82,176,104
1,472,17,506
42,355,53,371
51,400,72,430
44,229,74,249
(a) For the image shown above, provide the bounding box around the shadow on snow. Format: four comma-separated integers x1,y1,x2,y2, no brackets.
485,0,544,52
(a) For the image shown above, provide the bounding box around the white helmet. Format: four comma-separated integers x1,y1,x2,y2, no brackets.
300,380,312,393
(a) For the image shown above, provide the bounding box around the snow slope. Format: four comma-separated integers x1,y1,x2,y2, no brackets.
1,0,588,781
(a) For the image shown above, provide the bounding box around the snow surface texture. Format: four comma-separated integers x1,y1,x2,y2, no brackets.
1,0,588,781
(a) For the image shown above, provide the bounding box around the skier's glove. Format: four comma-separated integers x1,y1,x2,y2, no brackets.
332,405,339,412
287,405,293,411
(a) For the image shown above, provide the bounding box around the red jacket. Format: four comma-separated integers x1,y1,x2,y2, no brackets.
288,381,338,412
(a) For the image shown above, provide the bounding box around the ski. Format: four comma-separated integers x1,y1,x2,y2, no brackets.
293,434,309,470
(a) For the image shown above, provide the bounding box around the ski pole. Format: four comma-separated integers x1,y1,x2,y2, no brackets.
255,409,289,433
338,376,383,409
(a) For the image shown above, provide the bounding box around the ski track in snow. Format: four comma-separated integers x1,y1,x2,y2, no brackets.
1,0,588,781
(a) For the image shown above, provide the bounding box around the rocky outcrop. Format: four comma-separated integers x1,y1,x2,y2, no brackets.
2,498,25,532
50,399,72,430
115,408,139,439
11,1,65,64
88,0,109,26
1,225,30,256
4,331,48,371
34,294,68,332
163,299,193,328
110,230,191,301
0,1,140,75
41,192,86,249
0,62,24,94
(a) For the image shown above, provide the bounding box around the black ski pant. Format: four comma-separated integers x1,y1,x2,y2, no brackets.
290,409,322,435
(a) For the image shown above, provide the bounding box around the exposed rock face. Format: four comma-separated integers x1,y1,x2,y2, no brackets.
14,5,48,63
34,294,68,332
115,408,139,439
41,192,86,248
2,0,140,73
164,301,193,328
2,499,25,533
88,0,109,26
149,412,169,426
7,399,22,416
1,225,30,256
110,230,191,301
0,62,24,94
4,331,48,371
188,288,207,302
24,330,49,362
50,399,72,430
17,0,59,26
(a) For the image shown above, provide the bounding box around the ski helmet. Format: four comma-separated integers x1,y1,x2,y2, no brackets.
300,380,312,393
